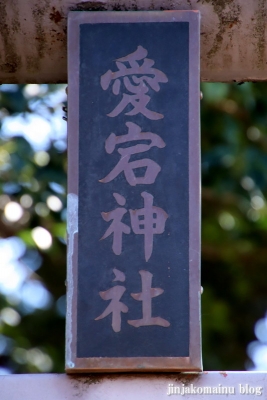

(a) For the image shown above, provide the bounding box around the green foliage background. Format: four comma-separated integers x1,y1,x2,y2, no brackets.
0,82,267,373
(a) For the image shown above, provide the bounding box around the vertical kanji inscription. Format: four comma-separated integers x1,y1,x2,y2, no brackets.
71,13,199,366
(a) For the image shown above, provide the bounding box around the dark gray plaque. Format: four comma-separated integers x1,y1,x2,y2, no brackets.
67,11,201,372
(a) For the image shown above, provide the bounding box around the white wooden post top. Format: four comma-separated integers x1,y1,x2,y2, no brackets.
0,372,266,399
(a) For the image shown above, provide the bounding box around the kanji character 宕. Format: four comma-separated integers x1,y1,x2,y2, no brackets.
100,122,166,186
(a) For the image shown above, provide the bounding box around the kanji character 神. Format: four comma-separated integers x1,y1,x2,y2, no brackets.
100,192,168,261
130,192,168,261
99,122,166,186
100,193,130,256
100,46,168,120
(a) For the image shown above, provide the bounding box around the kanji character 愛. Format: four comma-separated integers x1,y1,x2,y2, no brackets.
100,46,168,120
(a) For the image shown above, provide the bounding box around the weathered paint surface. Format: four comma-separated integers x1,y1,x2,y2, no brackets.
0,1,266,82
0,372,266,399
66,193,78,368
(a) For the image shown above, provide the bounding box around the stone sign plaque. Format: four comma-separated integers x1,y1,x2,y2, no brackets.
66,10,201,372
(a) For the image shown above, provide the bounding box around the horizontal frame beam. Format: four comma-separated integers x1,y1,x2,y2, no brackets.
0,372,266,399
0,0,267,83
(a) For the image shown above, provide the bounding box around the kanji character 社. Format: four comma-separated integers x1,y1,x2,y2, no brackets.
130,192,168,261
100,45,168,120
95,269,127,332
99,122,166,186
128,270,170,328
